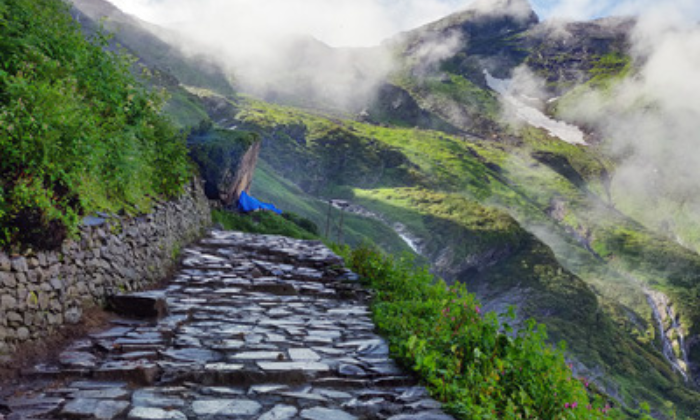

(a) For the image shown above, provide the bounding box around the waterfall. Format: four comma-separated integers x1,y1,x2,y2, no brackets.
645,289,690,381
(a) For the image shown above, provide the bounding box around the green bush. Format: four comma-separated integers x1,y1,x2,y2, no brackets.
0,0,190,249
283,212,319,235
336,244,624,419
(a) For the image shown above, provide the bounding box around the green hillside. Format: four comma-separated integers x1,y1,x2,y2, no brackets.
21,0,700,417
0,0,190,249
163,72,700,415
220,95,698,417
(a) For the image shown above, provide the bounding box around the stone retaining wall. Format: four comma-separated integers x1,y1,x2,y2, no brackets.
0,179,211,355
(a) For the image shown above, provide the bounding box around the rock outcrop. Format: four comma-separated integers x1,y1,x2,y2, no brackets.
188,129,262,207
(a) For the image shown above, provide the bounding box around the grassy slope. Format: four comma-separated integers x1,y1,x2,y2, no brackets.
338,244,620,419
228,97,700,416
148,34,700,416
250,162,413,256
212,209,320,241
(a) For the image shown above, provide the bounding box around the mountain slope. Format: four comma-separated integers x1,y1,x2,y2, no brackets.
70,0,233,95
224,96,700,417
70,0,233,127
73,0,700,417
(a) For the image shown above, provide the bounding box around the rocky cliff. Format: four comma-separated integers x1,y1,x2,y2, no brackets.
188,128,262,207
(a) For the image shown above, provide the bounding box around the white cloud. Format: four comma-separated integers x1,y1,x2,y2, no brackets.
109,0,700,45
107,0,473,47
555,0,700,215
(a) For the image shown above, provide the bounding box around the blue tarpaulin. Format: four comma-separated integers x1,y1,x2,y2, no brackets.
237,191,282,215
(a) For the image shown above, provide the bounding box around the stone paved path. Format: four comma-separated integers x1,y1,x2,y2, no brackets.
1,231,453,420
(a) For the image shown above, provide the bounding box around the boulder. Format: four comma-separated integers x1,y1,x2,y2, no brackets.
106,291,168,319
188,128,261,207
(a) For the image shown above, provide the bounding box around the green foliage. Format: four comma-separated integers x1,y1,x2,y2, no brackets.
212,209,320,241
0,0,190,249
336,244,621,419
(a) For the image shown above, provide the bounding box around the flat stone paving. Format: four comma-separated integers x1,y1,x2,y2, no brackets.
1,230,453,420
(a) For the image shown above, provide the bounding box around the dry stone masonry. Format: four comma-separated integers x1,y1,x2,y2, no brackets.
1,231,453,420
0,180,211,357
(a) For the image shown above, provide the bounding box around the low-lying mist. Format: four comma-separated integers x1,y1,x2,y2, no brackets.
106,0,549,111
557,4,700,228
108,0,485,111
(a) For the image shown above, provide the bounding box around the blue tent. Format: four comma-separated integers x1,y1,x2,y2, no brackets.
237,191,282,215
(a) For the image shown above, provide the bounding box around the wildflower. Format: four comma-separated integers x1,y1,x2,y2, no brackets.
475,306,481,314
572,402,578,409
565,403,570,409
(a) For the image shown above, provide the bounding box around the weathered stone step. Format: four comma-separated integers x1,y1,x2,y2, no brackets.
3,231,453,420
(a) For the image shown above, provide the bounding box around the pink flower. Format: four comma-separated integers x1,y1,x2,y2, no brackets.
564,403,570,409
572,402,578,409
475,306,481,314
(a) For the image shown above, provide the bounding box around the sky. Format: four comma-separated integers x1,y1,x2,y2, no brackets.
106,0,700,47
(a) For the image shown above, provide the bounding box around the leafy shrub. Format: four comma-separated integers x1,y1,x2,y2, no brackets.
336,244,624,419
0,0,190,249
283,212,319,235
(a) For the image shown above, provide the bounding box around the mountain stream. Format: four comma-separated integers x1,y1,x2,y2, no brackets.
328,200,422,254
645,289,691,381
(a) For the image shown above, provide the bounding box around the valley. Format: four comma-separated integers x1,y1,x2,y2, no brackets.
10,0,700,417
